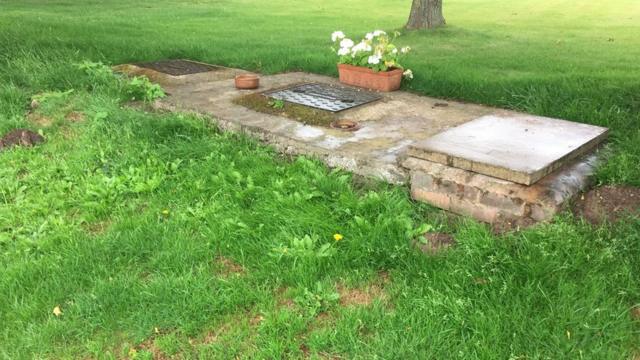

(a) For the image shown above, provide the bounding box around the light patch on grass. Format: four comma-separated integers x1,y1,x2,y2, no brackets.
337,283,386,307
82,220,112,236
64,111,86,123
214,256,246,278
26,112,53,127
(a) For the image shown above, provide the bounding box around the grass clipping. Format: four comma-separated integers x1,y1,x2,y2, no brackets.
233,93,336,127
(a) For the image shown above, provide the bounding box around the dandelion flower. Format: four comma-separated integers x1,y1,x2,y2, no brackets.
333,233,344,241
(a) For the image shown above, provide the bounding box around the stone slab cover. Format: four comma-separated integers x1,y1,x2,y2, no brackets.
409,115,608,185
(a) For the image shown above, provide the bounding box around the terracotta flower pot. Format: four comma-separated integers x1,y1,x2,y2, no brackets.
235,74,259,89
337,64,403,92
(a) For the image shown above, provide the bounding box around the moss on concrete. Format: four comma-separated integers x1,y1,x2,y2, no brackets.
233,93,336,127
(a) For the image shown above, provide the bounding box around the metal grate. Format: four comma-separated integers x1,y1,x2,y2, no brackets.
266,83,382,112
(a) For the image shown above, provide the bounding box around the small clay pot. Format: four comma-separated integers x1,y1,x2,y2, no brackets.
235,74,259,89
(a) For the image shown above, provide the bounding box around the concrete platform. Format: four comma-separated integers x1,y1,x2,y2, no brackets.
113,61,248,86
138,70,494,183
116,62,608,226
409,115,608,185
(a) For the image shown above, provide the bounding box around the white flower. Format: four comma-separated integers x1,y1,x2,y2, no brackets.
400,46,411,54
337,47,350,56
365,32,374,40
373,30,386,37
351,41,372,54
339,38,354,49
367,55,381,65
331,31,345,42
403,69,414,79
392,48,398,54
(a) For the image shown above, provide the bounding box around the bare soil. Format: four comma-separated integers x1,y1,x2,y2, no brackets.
0,129,44,150
83,220,112,236
412,232,456,255
136,59,221,76
65,111,86,122
214,256,245,277
574,185,640,225
27,112,53,127
337,283,385,307
233,93,336,127
631,305,640,321
491,216,537,235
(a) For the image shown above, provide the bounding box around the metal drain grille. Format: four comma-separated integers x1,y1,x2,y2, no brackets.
266,83,381,112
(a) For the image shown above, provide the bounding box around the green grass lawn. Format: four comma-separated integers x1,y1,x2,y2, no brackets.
1,0,639,358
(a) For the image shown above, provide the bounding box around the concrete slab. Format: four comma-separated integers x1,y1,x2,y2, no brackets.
409,115,608,185
113,61,247,86
145,71,493,183
117,61,609,226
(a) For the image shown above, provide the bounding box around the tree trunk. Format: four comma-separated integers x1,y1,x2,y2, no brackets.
406,0,446,30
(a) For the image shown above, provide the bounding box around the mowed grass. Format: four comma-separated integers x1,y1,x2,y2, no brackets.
0,0,639,359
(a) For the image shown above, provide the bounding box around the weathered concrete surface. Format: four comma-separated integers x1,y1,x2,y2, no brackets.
409,115,608,185
403,153,600,224
152,71,494,183
117,63,607,226
113,62,246,86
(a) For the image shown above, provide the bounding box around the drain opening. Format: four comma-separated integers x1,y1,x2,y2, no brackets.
266,83,381,112
330,120,360,131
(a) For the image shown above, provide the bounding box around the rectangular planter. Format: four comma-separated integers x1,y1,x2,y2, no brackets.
337,64,403,92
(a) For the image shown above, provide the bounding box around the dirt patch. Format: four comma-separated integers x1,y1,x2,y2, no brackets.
299,343,343,360
411,232,456,255
0,129,44,151
83,220,112,236
337,283,385,307
214,256,245,277
233,93,336,127
491,216,537,234
193,311,262,348
632,305,640,321
27,112,53,127
65,111,86,123
136,59,221,76
574,185,640,225
201,325,227,345
249,314,265,326
132,328,172,360
135,337,169,360
275,287,296,310
377,270,391,285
